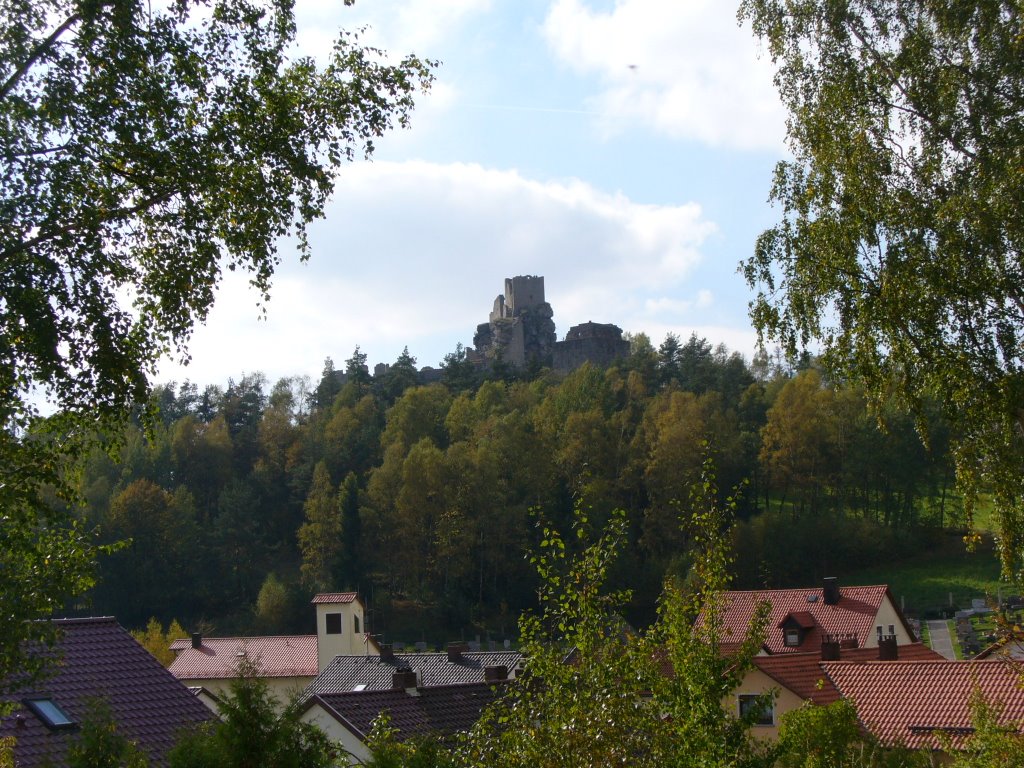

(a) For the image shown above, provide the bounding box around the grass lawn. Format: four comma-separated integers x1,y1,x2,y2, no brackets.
843,533,1005,617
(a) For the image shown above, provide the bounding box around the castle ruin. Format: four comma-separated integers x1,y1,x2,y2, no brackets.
473,276,556,368
471,276,630,374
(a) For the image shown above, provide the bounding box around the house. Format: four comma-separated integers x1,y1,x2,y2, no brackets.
168,633,318,714
718,577,916,654
822,659,1024,751
302,642,520,700
729,639,944,739
300,677,504,764
169,592,378,712
0,617,212,767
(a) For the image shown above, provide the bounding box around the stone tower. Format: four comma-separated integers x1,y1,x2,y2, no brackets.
474,275,556,368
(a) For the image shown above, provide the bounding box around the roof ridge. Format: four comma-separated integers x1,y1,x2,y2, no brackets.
181,634,317,642
723,584,888,594
49,616,119,625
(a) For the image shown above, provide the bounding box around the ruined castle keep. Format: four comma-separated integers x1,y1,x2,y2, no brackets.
473,276,556,368
470,276,631,373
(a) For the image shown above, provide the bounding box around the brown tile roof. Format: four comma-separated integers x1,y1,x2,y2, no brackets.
311,592,359,605
753,643,944,705
823,660,1024,750
306,681,504,743
302,651,521,699
719,585,901,653
168,635,318,679
0,617,212,768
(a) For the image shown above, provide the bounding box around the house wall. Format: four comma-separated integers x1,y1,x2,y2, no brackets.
185,675,314,714
867,596,913,646
725,668,806,742
300,704,371,765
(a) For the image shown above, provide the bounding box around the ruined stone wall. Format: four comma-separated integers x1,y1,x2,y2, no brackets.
553,322,631,373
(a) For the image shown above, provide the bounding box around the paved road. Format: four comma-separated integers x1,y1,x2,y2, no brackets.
926,620,956,659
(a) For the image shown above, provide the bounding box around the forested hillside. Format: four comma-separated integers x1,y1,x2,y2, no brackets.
70,334,962,642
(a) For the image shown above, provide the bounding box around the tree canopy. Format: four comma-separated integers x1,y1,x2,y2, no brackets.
1,0,433,684
739,0,1024,577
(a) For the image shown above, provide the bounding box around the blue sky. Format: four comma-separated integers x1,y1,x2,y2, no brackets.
159,0,788,388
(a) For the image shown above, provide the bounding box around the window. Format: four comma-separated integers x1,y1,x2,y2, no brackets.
24,699,75,729
784,628,801,647
354,615,360,635
738,695,774,726
325,612,342,635
876,625,883,639
888,624,895,636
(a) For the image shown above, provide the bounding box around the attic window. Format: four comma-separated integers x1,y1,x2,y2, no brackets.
326,613,342,635
24,698,75,730
784,628,801,647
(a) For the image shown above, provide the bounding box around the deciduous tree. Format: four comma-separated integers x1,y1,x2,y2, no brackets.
0,0,433,683
739,0,1024,575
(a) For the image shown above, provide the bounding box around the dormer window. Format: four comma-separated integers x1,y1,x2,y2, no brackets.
778,610,816,649
24,698,75,729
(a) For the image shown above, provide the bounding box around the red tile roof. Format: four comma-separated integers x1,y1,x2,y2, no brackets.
168,635,318,680
306,681,504,743
0,617,212,767
311,592,359,605
823,660,1024,750
780,611,817,630
753,643,944,705
718,585,901,653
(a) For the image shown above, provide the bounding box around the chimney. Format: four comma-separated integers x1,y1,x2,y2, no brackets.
379,643,394,662
484,664,508,682
447,642,469,663
878,634,898,661
821,635,841,661
191,633,202,649
823,577,840,605
391,669,418,691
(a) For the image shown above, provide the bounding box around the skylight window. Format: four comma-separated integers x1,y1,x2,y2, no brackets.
24,698,75,729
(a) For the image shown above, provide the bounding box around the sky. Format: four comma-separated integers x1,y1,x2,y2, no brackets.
158,0,790,389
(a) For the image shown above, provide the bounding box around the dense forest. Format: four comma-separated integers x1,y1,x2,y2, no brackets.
69,333,962,643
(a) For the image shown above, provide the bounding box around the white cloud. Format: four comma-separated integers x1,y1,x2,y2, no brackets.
158,161,732,385
642,290,712,318
541,0,785,150
294,0,491,60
